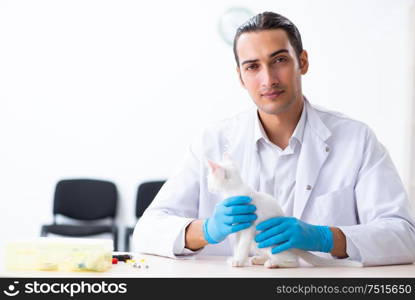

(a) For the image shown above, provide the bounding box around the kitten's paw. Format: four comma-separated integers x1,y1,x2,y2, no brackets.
264,259,298,268
278,260,299,268
264,259,280,269
249,256,267,265
227,257,250,267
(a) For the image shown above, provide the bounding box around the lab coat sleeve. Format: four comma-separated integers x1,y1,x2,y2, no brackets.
338,127,415,266
132,138,205,259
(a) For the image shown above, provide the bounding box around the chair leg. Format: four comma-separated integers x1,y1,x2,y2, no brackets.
125,229,130,252
40,226,48,237
112,228,118,251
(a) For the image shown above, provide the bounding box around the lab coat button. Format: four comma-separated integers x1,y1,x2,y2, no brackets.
306,185,312,190
325,147,330,152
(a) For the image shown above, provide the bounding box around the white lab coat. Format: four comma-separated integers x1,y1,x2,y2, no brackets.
133,99,415,266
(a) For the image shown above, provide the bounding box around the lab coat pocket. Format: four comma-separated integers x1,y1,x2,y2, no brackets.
314,184,357,226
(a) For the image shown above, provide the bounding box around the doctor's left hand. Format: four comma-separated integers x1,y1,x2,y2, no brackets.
255,217,334,254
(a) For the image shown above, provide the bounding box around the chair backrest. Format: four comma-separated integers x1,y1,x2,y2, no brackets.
53,179,118,221
135,180,165,218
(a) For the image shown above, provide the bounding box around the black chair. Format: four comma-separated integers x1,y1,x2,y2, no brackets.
41,179,119,251
124,180,165,252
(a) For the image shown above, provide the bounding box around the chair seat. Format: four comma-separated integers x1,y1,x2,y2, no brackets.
42,224,116,237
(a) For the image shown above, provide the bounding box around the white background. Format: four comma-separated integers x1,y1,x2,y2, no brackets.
1,0,414,251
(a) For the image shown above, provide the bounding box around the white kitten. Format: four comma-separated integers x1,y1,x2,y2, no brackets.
207,153,362,268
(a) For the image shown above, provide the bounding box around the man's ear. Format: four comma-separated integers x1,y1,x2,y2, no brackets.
299,50,309,75
237,66,246,88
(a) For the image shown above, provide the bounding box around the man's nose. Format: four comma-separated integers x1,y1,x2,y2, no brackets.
261,67,279,88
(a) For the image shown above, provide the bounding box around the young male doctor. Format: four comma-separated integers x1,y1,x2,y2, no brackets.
133,12,415,266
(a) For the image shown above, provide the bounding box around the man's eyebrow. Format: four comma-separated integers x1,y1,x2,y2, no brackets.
269,49,289,58
241,49,289,66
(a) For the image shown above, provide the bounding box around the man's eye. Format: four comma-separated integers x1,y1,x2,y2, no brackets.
246,64,258,71
273,57,288,63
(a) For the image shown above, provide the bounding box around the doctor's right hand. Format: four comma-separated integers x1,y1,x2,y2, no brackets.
203,196,257,244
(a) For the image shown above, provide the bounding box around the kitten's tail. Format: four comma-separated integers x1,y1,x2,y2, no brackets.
292,249,363,267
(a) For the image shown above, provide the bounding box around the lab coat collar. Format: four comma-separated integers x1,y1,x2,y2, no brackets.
303,97,331,142
254,100,307,151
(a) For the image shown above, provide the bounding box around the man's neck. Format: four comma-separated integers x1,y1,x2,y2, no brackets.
258,98,304,149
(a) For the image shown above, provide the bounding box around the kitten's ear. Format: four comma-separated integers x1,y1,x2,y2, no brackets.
207,159,221,173
207,159,226,179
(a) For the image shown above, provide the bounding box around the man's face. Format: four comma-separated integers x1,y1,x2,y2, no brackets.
236,29,308,115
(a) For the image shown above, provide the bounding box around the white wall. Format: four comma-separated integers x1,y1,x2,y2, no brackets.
1,0,414,251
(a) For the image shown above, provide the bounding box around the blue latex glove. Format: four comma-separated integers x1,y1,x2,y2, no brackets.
255,217,333,254
203,196,257,244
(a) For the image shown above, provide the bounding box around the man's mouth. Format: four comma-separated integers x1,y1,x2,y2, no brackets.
261,90,284,99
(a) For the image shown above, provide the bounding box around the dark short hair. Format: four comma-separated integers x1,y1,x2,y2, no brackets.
233,11,303,67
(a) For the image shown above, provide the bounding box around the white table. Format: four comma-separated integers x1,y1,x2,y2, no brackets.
2,253,415,278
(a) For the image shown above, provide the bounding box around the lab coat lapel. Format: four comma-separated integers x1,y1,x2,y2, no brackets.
227,107,260,192
227,108,260,249
242,144,260,192
294,100,331,219
240,111,260,192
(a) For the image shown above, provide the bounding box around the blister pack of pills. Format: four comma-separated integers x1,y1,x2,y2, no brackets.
5,237,113,272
